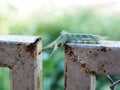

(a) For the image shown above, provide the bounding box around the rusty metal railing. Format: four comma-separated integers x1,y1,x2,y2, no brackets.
65,41,120,90
1,35,120,90
0,35,42,90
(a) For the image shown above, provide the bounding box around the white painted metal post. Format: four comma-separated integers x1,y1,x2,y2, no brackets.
0,35,42,90
65,41,120,90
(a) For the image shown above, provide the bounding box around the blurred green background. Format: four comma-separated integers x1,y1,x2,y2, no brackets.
0,0,120,90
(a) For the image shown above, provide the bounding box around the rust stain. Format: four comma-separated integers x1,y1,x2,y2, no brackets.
65,45,78,62
9,62,15,69
0,47,5,51
9,64,14,69
26,38,41,57
85,67,90,74
38,51,42,55
64,62,68,90
69,51,74,56
12,70,17,75
81,63,86,68
103,70,106,73
80,50,83,53
72,55,78,62
65,44,97,76
89,51,92,53
18,53,21,57
87,86,90,90
108,48,111,51
0,63,8,67
65,44,73,54
65,63,67,72
93,52,98,57
98,63,106,73
84,68,96,76
96,49,100,51
101,64,105,68
0,63,14,69
80,63,96,76
15,57,19,61
64,73,67,90
101,47,107,52
21,60,25,65
37,71,42,90
90,71,96,75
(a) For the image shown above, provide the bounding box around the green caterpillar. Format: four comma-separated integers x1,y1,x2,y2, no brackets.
42,31,106,55
43,31,105,48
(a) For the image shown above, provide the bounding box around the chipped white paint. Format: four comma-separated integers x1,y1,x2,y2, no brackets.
0,35,42,90
65,41,120,90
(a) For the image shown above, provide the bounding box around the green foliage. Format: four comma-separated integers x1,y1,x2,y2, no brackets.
0,7,120,90
0,68,10,90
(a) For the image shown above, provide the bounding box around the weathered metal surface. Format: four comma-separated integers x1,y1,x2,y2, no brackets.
65,41,120,90
0,35,42,90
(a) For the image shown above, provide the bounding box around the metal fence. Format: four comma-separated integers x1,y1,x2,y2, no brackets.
1,35,120,90
65,41,120,90
0,35,42,90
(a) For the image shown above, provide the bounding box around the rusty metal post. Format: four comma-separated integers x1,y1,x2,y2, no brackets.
65,41,120,90
0,35,42,90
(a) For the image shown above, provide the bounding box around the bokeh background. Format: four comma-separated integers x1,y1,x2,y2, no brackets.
0,0,120,90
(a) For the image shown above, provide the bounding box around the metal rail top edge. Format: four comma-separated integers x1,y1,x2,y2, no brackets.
0,35,41,45
66,41,120,48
